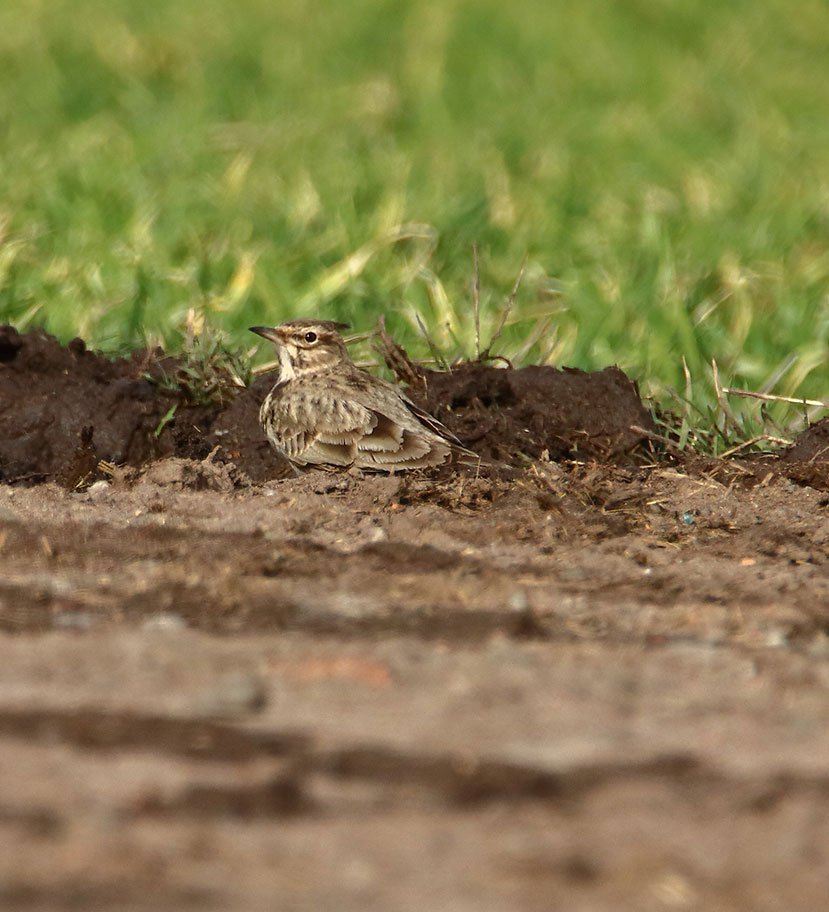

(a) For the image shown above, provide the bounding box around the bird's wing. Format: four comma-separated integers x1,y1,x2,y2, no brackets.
268,369,476,469
342,373,480,467
341,371,464,444
296,398,373,466
263,387,369,466
399,395,466,448
358,413,446,468
374,381,479,460
303,407,441,468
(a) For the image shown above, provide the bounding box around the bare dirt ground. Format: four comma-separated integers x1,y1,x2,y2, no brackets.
3,326,829,910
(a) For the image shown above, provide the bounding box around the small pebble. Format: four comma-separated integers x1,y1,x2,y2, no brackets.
366,524,387,544
141,612,187,631
86,480,111,499
508,590,529,612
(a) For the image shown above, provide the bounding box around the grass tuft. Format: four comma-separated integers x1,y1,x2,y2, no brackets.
149,321,251,407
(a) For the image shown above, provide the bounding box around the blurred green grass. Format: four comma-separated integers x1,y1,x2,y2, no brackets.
1,0,828,429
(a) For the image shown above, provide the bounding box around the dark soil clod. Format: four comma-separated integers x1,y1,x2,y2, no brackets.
0,326,175,482
416,362,655,462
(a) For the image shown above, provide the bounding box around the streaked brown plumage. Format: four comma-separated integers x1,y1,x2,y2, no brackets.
250,320,477,472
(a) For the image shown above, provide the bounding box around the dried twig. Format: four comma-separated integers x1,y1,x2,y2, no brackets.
718,434,791,459
374,315,426,390
629,424,687,457
722,388,829,409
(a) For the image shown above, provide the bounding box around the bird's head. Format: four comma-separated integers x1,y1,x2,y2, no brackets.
249,320,351,380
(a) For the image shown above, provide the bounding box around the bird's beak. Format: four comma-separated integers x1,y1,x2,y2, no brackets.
249,326,282,344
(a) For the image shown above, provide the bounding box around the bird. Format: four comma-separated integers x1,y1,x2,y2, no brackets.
249,320,478,473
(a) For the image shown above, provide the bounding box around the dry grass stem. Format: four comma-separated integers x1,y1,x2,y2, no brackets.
480,256,527,360
722,388,829,409
414,313,449,371
711,359,742,433
374,315,426,389
630,424,687,457
472,244,481,360
718,434,792,458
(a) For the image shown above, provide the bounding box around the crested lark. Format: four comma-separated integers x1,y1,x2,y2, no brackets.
250,320,477,472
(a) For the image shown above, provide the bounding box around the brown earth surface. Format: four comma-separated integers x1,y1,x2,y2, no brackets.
2,326,829,911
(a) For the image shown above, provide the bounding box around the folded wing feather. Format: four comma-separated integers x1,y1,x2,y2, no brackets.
271,378,466,470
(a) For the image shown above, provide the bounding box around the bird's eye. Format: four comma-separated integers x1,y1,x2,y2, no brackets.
304,331,318,344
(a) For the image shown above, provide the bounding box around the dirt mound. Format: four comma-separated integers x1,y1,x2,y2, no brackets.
0,326,287,486
0,326,174,483
781,418,829,463
5,325,829,495
0,327,661,485
417,362,653,462
776,418,829,489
